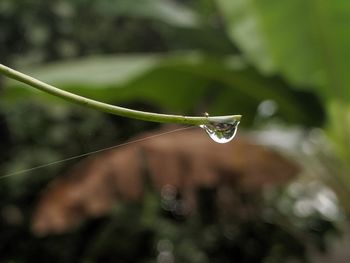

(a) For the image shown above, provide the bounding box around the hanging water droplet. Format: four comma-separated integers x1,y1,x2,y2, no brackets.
200,120,240,144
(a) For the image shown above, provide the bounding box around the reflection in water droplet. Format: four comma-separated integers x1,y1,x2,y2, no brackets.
200,120,240,144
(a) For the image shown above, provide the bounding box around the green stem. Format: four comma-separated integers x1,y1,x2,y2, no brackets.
0,63,241,125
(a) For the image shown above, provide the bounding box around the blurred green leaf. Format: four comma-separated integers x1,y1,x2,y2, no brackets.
2,52,322,125
216,0,350,101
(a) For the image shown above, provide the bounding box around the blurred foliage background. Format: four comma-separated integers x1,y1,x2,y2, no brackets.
1,0,350,262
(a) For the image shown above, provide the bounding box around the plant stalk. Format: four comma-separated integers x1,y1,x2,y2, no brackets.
0,63,241,125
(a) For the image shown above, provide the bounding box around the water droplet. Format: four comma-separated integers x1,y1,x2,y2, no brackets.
200,120,240,143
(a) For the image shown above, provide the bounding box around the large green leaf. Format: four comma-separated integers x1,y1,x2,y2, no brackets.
2,52,321,125
216,0,350,100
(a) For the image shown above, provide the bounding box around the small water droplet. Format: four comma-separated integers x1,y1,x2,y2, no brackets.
200,120,240,143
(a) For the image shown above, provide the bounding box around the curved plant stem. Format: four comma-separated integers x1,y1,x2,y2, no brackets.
0,63,241,125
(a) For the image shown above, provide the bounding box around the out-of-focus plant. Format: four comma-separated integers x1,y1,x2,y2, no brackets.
215,0,350,214
0,0,342,262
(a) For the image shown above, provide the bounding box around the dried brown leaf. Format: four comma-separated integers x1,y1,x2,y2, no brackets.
32,127,299,236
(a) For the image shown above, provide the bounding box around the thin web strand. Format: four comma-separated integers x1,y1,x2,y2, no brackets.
0,126,195,180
